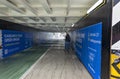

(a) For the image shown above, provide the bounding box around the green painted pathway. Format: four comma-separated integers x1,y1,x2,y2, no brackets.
0,46,48,79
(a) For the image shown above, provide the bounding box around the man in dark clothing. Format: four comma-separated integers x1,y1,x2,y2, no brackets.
65,33,71,52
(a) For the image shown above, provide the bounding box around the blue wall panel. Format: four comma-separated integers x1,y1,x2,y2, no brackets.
1,30,33,58
72,22,102,79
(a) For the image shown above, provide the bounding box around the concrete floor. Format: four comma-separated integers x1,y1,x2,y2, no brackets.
22,47,93,79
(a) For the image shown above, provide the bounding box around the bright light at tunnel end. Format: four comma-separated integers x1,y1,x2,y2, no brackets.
87,0,103,14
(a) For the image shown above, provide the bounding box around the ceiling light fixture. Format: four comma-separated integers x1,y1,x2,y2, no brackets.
87,0,103,14
72,24,74,27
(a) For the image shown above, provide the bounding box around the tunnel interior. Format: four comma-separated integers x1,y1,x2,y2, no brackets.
0,0,119,79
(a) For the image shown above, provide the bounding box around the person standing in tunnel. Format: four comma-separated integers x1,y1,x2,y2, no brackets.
65,33,71,53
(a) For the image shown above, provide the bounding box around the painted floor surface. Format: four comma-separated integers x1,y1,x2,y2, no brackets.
23,47,93,79
0,46,48,79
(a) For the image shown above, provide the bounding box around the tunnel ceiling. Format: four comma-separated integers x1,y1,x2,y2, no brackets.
0,0,97,32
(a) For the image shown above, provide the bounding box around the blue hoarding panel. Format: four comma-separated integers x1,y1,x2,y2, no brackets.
74,22,102,79
1,30,33,58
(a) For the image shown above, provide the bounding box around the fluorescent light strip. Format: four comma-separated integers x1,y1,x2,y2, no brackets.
72,24,74,27
87,0,103,14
